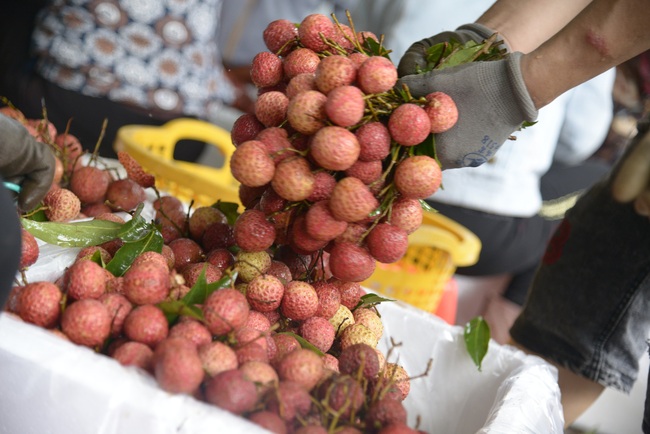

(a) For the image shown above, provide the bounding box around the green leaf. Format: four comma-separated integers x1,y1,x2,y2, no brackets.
278,331,324,357
413,133,436,158
117,204,151,241
158,300,204,324
105,227,163,276
464,316,491,371
182,271,237,307
21,218,123,247
418,199,436,213
353,293,395,311
213,201,240,226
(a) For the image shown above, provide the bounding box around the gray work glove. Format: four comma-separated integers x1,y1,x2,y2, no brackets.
397,52,538,169
0,114,56,211
397,23,507,78
611,117,650,215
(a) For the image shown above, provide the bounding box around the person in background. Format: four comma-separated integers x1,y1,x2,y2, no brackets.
396,0,650,429
0,113,56,307
0,0,242,161
353,0,616,343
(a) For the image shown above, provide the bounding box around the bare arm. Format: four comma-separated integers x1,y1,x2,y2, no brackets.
477,0,592,52
521,0,650,109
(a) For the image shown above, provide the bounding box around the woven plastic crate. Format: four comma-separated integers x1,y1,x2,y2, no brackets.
114,118,241,208
363,211,481,313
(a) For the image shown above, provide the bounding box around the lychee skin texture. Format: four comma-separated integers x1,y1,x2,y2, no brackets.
276,348,324,391
356,121,391,162
203,288,250,336
20,228,39,269
304,200,348,242
153,337,205,395
357,56,398,94
255,91,289,127
298,14,335,53
309,126,360,171
69,166,110,204
263,19,298,55
280,280,319,321
123,304,169,348
394,155,442,199
198,340,238,377
338,342,381,379
314,55,356,94
366,223,409,264
246,274,284,312
231,113,265,147
328,242,376,282
286,90,327,135
18,281,62,328
112,341,154,371
230,140,276,188
234,209,276,253
283,48,320,79
106,178,146,212
204,369,258,415
340,323,380,350
43,188,81,222
299,316,336,353
122,261,170,305
271,156,315,202
61,299,111,347
389,197,423,234
326,85,366,128
328,177,379,223
388,103,431,147
250,51,284,88
286,73,316,99
425,91,459,133
66,259,108,300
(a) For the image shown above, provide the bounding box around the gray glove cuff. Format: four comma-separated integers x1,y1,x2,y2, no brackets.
456,23,508,50
506,52,538,122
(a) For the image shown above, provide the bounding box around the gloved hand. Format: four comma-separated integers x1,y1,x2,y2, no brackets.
611,117,650,215
0,114,56,212
397,52,538,169
397,23,507,78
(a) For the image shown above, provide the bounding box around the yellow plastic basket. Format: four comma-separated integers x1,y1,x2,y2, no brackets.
363,211,481,313
114,118,241,208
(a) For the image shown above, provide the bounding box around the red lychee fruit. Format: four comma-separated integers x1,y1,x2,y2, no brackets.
122,260,170,305
231,113,265,147
317,374,365,418
267,260,293,285
280,280,318,321
328,177,379,223
288,214,329,255
202,222,235,252
168,237,204,271
17,281,62,328
305,200,348,241
198,340,239,377
106,178,146,212
394,155,442,199
131,250,169,271
246,274,284,312
425,91,459,133
309,126,360,171
239,360,279,394
356,121,391,162
345,159,383,185
265,380,313,422
338,342,381,379
313,280,341,319
234,209,276,252
43,188,81,222
286,90,327,135
99,292,133,337
248,410,287,434
230,140,275,188
276,348,324,391
283,48,320,79
382,363,411,401
123,304,169,348
204,369,258,415
203,288,250,336
298,14,335,53
271,156,315,202
112,341,154,372
81,202,112,217
366,398,408,429
61,299,111,347
325,85,365,128
256,127,293,164
357,55,398,94
263,18,298,55
153,337,205,395
314,55,356,94
117,151,155,188
306,171,336,202
389,197,423,234
388,103,431,147
181,262,223,287
205,247,235,272
334,279,365,311
65,259,108,300
286,73,317,99
255,90,289,127
188,206,227,242
299,316,335,353
168,319,212,348
250,51,284,89
328,242,376,282
366,223,409,263
20,228,39,270
69,165,111,204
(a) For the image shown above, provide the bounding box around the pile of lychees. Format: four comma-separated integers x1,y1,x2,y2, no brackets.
5,11,472,434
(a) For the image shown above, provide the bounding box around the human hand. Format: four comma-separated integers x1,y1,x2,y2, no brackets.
611,119,650,215
397,52,538,169
0,114,56,212
397,23,507,78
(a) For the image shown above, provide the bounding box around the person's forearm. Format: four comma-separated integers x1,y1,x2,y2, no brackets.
476,0,591,52
522,0,650,109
